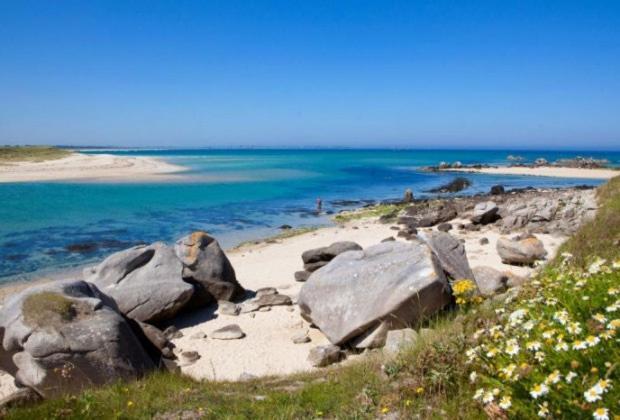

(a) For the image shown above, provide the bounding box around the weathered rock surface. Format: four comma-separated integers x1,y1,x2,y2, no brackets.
0,280,155,398
471,201,499,225
298,241,451,346
400,202,457,228
175,231,245,304
424,232,475,282
85,242,195,323
307,345,342,367
496,236,547,265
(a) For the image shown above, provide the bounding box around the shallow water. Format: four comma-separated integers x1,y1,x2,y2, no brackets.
1,149,618,283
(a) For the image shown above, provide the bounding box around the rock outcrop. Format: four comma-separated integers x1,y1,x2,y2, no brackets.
0,281,155,398
298,241,451,346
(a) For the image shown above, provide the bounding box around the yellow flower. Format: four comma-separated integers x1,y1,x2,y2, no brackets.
381,407,390,414
415,387,424,394
453,279,476,295
127,401,134,408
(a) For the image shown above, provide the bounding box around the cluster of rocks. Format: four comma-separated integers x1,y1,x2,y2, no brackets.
510,156,610,169
421,162,493,172
297,229,538,367
0,231,292,401
393,185,596,237
426,177,472,193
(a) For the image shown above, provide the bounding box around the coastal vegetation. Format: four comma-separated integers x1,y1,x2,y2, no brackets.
333,203,407,223
5,179,618,419
0,146,71,163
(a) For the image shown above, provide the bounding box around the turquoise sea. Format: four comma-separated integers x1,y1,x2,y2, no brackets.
1,149,619,283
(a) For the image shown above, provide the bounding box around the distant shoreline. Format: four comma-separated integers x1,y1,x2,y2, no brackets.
439,165,619,179
0,152,186,183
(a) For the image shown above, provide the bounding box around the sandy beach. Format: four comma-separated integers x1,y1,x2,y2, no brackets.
441,165,619,179
0,213,565,393
0,153,185,183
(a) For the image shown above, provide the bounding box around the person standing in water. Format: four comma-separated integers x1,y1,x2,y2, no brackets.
316,197,322,212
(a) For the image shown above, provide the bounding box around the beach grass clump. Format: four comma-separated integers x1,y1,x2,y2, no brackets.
22,292,77,327
555,175,620,269
333,203,407,223
0,146,71,163
465,256,620,419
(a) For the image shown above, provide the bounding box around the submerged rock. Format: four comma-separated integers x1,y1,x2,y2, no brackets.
427,177,472,193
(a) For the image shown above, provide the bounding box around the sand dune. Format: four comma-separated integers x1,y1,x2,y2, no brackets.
0,153,185,183
442,166,618,179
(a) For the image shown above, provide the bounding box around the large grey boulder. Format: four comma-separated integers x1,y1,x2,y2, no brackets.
0,281,155,398
496,236,547,265
471,201,499,225
423,232,475,282
85,243,194,323
298,241,451,346
175,231,245,304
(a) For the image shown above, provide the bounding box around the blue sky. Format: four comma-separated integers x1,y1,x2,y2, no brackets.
1,1,619,149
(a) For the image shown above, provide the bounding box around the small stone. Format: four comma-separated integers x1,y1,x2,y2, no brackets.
255,287,278,297
217,300,240,316
190,331,207,340
294,271,311,282
384,328,418,356
211,324,245,340
181,351,200,363
252,293,293,308
437,223,452,232
240,302,260,313
307,345,342,367
479,237,489,245
381,237,396,242
258,306,271,312
292,332,311,344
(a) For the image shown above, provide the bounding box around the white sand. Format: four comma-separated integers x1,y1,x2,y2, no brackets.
0,216,566,395
442,166,618,179
170,217,564,382
0,153,185,183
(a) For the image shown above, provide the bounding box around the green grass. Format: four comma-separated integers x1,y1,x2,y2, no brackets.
22,292,77,327
555,176,620,269
5,177,620,419
0,146,71,163
333,203,407,223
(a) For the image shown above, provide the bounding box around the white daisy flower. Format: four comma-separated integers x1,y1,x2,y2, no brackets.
499,395,512,410
593,407,609,420
529,383,549,399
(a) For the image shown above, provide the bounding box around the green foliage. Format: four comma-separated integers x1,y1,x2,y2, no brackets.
556,176,620,269
0,146,71,163
466,259,620,419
